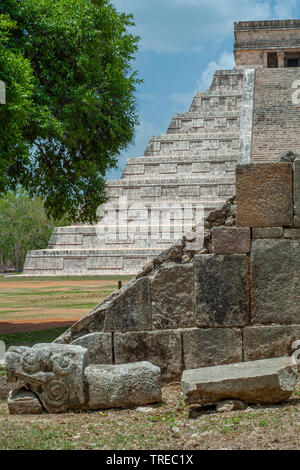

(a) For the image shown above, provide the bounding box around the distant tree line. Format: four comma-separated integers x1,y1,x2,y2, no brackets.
0,191,71,270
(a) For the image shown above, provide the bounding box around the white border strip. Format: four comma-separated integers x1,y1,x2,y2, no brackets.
238,69,255,164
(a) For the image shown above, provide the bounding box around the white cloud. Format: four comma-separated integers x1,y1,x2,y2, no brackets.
198,52,235,91
111,0,290,53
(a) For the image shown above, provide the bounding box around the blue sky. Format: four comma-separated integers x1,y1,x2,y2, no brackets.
107,0,300,179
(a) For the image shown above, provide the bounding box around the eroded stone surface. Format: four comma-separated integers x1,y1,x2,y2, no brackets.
251,239,300,324
5,343,89,413
61,278,152,338
194,254,249,326
84,362,162,409
283,229,300,239
236,163,293,227
114,330,182,382
294,158,300,227
0,376,24,401
244,325,300,361
182,328,243,369
151,264,195,329
252,227,283,239
8,389,43,415
71,332,113,364
212,227,250,254
182,357,298,405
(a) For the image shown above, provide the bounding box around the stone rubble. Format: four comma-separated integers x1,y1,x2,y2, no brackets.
5,343,162,414
181,357,298,405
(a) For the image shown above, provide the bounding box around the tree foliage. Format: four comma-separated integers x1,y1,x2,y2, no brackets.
0,191,72,270
0,0,140,223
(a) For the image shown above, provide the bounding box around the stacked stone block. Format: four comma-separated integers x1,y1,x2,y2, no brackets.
55,159,300,383
251,69,300,162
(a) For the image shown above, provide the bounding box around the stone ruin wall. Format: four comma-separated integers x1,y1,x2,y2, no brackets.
251,68,300,161
55,157,300,384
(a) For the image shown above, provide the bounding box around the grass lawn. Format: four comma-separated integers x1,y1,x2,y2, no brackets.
0,385,300,450
0,274,132,342
0,326,69,349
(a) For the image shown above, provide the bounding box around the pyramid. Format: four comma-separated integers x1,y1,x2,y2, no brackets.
23,19,300,275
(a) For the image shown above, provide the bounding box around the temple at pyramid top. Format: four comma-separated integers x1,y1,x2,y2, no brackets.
234,19,300,68
22,20,300,276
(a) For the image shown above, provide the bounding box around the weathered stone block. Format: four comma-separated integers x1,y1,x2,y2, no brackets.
8,389,43,415
5,344,89,413
294,158,300,227
283,229,300,239
182,328,243,370
244,325,300,361
252,227,283,239
0,376,24,401
194,254,249,326
151,264,195,329
71,332,113,364
251,239,300,324
212,227,251,254
70,277,152,334
236,163,293,227
84,362,162,410
181,357,298,405
114,330,182,382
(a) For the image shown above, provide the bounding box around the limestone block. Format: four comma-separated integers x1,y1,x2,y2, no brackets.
8,389,43,415
283,229,300,239
0,376,24,401
212,227,251,254
294,158,300,227
54,234,83,245
114,330,182,382
151,264,195,329
159,164,177,174
194,254,250,327
5,344,89,413
251,239,300,324
78,277,151,333
125,164,145,175
182,328,243,370
71,333,113,364
181,357,298,405
252,227,283,239
87,257,123,269
236,163,293,227
244,325,300,361
24,257,64,271
84,362,162,410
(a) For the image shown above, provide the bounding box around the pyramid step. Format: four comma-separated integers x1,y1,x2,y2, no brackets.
168,110,240,130
144,132,240,156
189,93,242,113
121,157,237,178
167,113,240,134
23,248,164,276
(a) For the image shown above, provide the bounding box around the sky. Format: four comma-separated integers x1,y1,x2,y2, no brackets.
107,0,300,179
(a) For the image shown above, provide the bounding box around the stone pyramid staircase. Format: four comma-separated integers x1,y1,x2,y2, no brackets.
23,69,244,275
